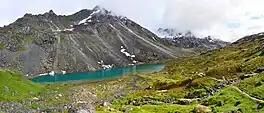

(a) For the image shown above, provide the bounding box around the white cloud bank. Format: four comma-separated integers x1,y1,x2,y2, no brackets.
0,0,264,42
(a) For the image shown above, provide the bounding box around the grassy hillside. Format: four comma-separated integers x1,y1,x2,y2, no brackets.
0,33,263,113
96,33,264,113
0,69,44,101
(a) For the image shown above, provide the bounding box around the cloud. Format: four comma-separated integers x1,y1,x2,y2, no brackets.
99,0,164,30
158,0,264,42
227,22,242,29
0,0,264,42
99,0,264,42
250,15,264,20
160,0,234,31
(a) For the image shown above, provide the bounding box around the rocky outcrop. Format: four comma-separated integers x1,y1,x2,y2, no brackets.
256,65,264,73
0,102,36,113
0,6,190,76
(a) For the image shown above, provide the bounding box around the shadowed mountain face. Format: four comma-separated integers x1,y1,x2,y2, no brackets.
157,28,230,52
0,7,191,75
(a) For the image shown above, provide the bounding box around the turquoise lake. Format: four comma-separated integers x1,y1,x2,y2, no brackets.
31,64,165,83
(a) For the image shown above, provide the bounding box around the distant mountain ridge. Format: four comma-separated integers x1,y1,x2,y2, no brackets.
157,28,230,51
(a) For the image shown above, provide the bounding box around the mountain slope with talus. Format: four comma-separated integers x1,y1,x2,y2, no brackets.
0,6,191,76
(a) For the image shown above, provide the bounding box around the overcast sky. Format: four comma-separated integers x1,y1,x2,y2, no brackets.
1,0,264,42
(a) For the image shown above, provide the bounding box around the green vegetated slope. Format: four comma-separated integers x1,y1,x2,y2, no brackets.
236,73,264,100
0,69,71,110
97,33,264,113
0,69,44,101
0,33,263,113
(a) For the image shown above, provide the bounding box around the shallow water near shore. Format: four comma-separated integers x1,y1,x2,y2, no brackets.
31,64,165,83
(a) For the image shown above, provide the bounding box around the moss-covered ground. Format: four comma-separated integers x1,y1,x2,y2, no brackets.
0,69,44,101
95,35,264,112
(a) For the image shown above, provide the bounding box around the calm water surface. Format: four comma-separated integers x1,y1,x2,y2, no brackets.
31,64,165,83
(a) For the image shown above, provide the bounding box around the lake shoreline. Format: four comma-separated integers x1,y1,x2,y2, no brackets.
31,63,165,83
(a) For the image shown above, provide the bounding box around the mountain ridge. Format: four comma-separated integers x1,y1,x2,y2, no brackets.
0,6,189,76
157,28,230,52
0,31,263,112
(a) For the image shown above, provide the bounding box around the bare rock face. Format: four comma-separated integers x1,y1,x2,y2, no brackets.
0,6,189,76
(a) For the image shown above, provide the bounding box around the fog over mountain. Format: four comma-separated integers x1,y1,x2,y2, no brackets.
1,0,264,42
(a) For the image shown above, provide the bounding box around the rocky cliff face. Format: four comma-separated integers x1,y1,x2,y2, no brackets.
157,28,230,52
0,7,189,76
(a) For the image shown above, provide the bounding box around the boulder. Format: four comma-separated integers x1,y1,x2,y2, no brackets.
240,74,252,80
256,66,264,73
77,108,94,113
125,107,133,113
103,101,111,107
4,86,9,92
68,108,77,113
77,109,90,113
58,94,63,97
194,104,212,113
32,97,39,100
240,73,258,80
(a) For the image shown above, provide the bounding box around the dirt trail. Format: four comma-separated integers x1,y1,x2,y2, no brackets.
231,86,264,103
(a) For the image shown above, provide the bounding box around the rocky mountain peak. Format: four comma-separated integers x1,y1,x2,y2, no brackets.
93,6,112,16
41,9,58,21
0,7,184,75
157,28,230,51
93,5,102,11
92,6,107,12
43,10,57,16
48,10,56,14
23,13,33,18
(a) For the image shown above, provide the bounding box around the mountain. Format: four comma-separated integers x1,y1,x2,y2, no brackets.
95,32,264,112
157,28,230,52
0,7,191,76
1,32,263,112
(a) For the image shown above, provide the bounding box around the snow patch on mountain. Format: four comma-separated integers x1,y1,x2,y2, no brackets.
63,28,74,31
157,28,230,50
78,10,101,25
97,60,114,69
120,46,138,65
